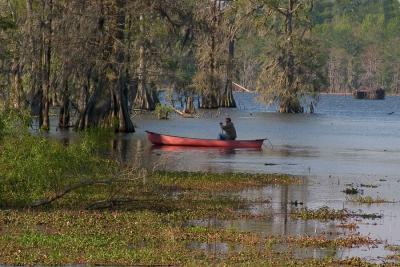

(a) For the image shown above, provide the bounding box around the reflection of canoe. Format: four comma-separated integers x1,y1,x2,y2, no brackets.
146,131,265,149
151,145,241,153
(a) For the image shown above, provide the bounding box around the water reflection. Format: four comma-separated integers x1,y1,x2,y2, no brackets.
188,241,237,256
150,145,242,155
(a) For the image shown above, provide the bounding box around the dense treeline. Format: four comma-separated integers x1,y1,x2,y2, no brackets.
0,0,249,131
0,0,399,130
235,0,400,96
313,0,400,94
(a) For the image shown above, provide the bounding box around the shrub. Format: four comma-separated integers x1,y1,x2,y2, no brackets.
154,104,174,120
0,111,118,208
0,133,119,208
0,109,31,138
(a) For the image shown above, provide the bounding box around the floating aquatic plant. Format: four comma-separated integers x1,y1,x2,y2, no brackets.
350,196,395,204
343,187,359,195
291,206,349,221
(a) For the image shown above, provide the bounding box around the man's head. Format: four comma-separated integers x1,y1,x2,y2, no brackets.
225,117,231,123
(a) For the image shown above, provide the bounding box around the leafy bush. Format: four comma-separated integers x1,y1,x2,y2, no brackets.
0,113,5,138
0,133,119,208
0,109,31,138
0,111,119,208
154,104,174,120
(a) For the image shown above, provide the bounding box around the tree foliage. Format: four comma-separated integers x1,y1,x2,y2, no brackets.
313,0,400,94
250,0,326,112
0,0,399,119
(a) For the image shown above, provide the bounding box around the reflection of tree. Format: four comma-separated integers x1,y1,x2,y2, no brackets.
281,185,289,235
111,135,130,162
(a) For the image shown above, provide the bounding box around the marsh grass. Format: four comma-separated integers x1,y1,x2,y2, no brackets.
385,245,400,263
337,222,359,231
0,109,32,138
386,245,400,252
154,171,303,192
291,207,350,221
0,131,119,208
350,196,395,204
360,184,379,188
0,111,121,208
286,234,379,248
291,207,383,223
0,210,379,266
343,187,359,195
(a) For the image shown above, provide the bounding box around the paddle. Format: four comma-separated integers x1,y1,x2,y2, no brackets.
263,138,274,150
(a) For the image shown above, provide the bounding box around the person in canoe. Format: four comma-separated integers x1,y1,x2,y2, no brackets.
219,117,237,140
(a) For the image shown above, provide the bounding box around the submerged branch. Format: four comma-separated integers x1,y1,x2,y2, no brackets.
29,178,139,208
29,180,112,208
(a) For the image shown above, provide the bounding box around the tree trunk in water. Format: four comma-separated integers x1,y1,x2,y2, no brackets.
279,98,303,113
79,0,134,132
127,75,137,110
112,0,134,132
59,70,70,128
133,15,159,111
40,0,53,130
279,0,303,114
200,1,220,109
59,89,70,128
286,0,294,90
26,0,42,116
78,71,90,113
10,61,24,109
78,75,112,130
184,96,195,114
220,38,236,108
200,93,219,109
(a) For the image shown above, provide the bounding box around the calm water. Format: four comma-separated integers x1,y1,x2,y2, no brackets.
45,94,400,262
115,94,400,178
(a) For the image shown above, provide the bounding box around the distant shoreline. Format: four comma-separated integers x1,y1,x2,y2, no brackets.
320,92,399,96
320,92,351,96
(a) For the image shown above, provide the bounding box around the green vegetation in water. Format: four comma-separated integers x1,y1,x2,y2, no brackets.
337,222,359,231
286,234,379,249
0,109,31,138
291,207,383,222
0,210,380,266
343,187,360,195
154,104,174,120
0,111,120,208
385,245,400,263
385,245,400,252
350,196,395,204
360,184,379,188
291,207,350,221
154,171,303,192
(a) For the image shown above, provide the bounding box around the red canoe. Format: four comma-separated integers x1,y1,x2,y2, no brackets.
146,131,265,149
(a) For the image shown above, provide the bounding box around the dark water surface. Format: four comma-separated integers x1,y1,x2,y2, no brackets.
46,94,400,262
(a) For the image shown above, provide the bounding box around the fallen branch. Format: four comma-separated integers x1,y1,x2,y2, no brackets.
171,106,194,118
232,82,253,93
86,198,136,210
29,178,139,208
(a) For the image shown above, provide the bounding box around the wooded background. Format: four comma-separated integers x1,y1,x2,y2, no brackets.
0,0,399,131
